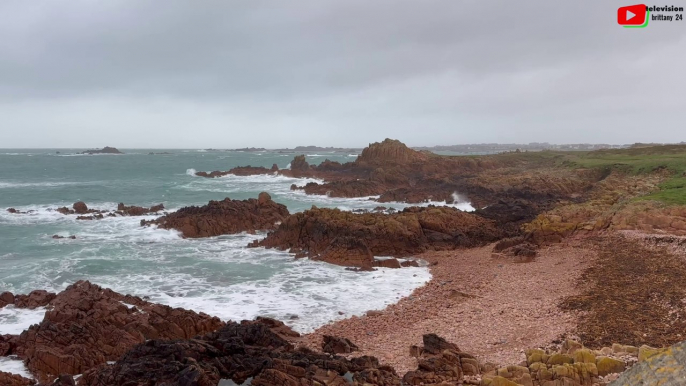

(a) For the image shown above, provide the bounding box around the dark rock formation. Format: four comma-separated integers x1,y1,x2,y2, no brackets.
0,371,35,386
80,147,123,155
0,291,15,308
492,235,539,261
195,165,276,178
77,318,400,386
290,154,310,171
72,201,88,214
115,203,164,216
51,235,76,240
141,193,289,238
0,334,17,355
322,335,359,354
13,281,223,383
255,206,501,267
49,202,163,219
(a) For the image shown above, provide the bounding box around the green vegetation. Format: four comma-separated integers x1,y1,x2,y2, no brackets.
637,177,686,205
486,144,686,205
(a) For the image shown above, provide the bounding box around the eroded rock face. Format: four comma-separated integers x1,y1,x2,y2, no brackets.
77,318,401,386
255,206,501,267
13,281,224,383
141,192,289,238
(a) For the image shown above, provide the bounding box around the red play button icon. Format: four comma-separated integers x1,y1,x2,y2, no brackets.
618,4,647,25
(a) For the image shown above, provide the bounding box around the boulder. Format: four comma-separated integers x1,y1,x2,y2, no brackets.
322,335,359,354
0,291,15,308
72,201,88,214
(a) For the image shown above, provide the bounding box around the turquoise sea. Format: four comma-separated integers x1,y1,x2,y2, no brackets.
0,149,438,344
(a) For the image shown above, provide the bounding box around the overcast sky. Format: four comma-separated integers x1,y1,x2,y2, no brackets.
0,1,684,148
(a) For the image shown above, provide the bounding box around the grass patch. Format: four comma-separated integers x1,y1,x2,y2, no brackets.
637,177,686,205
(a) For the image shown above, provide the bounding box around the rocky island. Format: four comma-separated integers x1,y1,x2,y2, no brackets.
79,146,123,155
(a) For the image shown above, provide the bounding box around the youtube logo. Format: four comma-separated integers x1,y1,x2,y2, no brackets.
618,4,648,27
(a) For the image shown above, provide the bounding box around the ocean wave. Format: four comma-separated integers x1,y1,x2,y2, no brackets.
0,356,33,379
0,181,85,189
0,305,46,335
185,168,198,176
91,252,431,333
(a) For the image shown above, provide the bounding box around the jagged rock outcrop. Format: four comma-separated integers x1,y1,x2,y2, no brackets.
141,192,289,238
254,206,501,267
356,138,430,166
404,334,480,385
80,147,122,155
13,281,224,383
0,290,57,309
76,318,401,386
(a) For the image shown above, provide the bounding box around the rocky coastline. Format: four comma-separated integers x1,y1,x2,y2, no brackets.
4,140,686,384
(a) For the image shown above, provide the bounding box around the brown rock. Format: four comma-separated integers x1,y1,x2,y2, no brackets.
77,318,400,386
315,236,375,269
322,335,359,354
0,371,35,386
257,206,501,268
0,291,15,308
141,193,289,238
14,281,224,383
13,290,56,309
290,155,309,171
72,201,88,214
116,203,165,216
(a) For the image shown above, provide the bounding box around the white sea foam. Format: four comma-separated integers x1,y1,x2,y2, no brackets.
94,247,431,333
0,306,46,335
185,168,198,176
0,181,84,189
0,356,33,379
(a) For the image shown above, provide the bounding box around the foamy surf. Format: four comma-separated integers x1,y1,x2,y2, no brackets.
0,306,46,335
0,356,33,379
94,249,431,333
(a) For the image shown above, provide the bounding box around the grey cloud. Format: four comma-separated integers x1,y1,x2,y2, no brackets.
0,0,684,147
